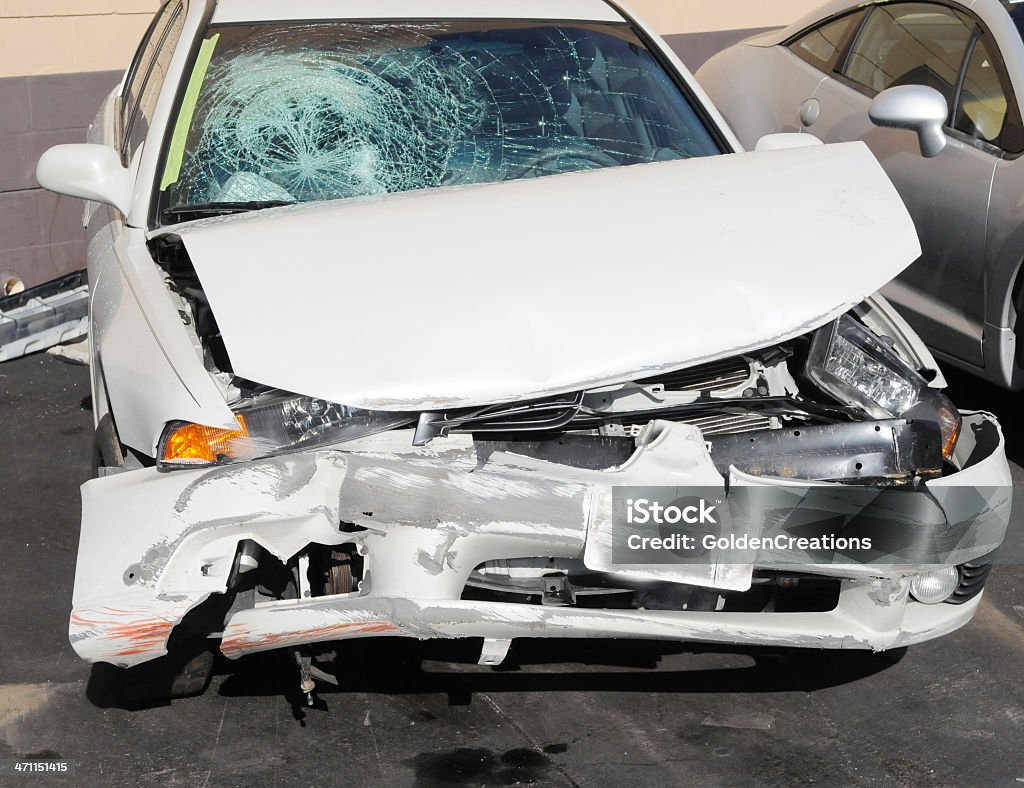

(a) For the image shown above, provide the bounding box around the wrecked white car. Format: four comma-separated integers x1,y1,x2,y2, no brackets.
37,0,1012,700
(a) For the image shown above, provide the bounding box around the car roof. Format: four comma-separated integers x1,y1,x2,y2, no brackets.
212,0,627,24
770,0,1024,45
750,0,998,47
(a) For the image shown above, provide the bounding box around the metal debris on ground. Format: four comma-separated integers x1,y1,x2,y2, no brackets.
1,271,24,296
0,270,88,363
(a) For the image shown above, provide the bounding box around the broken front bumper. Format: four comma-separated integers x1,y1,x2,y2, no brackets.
70,413,1012,668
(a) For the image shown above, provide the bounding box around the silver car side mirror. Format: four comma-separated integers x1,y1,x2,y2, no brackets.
36,144,133,215
869,85,948,158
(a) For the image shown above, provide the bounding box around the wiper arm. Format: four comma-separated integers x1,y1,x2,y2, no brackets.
162,200,295,221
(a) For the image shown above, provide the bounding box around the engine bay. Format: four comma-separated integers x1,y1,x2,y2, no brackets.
152,233,956,489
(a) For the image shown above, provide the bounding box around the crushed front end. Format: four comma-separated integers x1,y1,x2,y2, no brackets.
71,296,1013,672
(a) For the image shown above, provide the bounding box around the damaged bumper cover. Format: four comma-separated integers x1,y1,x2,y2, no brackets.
70,413,1012,667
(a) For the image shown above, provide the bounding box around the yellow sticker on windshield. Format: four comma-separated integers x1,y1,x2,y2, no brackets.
160,33,220,192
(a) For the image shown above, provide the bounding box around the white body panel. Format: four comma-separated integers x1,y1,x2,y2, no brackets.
88,220,237,451
83,93,237,453
174,142,920,411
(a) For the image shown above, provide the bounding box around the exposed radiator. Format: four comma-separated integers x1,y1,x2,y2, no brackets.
681,412,773,436
638,356,752,393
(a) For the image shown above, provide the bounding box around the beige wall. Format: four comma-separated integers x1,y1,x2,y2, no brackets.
627,0,822,34
0,0,823,78
0,0,160,78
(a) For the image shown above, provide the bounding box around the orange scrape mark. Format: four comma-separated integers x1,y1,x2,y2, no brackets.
71,608,175,658
221,620,399,656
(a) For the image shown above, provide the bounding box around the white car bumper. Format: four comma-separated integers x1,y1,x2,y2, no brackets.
70,414,1011,668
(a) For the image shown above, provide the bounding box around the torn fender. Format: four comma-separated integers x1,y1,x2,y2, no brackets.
170,142,921,411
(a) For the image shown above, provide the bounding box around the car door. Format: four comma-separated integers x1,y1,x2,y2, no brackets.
963,29,1024,373
797,2,996,368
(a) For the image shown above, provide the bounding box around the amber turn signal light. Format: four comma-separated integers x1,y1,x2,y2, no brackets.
932,393,962,461
161,414,249,465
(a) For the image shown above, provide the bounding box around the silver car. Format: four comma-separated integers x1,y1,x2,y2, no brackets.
698,0,1024,389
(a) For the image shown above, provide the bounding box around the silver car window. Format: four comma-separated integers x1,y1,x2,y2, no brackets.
955,34,1009,144
158,22,723,213
788,13,864,71
841,3,973,102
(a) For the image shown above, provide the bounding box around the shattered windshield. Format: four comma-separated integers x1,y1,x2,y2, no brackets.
158,21,723,220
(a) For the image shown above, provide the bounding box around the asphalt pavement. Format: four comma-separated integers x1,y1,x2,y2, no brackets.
1,352,1022,787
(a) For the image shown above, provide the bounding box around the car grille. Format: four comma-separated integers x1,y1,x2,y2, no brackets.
680,412,773,436
638,356,752,392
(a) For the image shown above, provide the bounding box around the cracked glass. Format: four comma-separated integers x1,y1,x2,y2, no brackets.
160,21,723,215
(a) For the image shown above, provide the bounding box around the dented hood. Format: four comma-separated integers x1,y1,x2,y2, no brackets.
173,142,920,411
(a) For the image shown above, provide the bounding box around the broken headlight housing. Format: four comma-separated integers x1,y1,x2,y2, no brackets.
807,315,961,459
158,395,414,469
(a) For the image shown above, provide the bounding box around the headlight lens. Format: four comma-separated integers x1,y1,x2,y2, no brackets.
807,315,961,459
159,395,414,469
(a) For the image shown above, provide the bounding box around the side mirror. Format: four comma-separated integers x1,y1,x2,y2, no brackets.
869,85,948,158
754,133,824,152
36,144,132,215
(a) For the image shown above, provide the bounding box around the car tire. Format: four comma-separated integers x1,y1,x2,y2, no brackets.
91,412,125,477
92,639,215,705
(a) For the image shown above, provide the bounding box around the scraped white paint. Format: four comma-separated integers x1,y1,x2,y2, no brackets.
174,143,921,411
352,465,436,490
441,471,547,502
218,588,985,658
70,416,1009,665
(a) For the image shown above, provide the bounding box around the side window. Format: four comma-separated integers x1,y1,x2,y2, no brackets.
121,2,186,163
955,34,1009,146
841,3,973,104
788,12,864,72
118,7,166,140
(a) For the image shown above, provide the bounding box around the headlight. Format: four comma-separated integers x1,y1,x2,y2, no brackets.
159,395,414,469
807,315,961,459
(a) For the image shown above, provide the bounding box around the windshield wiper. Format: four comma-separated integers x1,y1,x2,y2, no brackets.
162,200,295,222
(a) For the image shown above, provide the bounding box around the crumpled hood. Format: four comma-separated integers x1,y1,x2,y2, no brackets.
173,142,920,411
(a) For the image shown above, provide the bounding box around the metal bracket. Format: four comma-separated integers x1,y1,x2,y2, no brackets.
478,638,513,666
541,574,576,607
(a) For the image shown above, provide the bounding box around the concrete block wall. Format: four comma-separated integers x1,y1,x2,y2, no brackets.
0,1,162,287
0,1,819,287
0,71,121,287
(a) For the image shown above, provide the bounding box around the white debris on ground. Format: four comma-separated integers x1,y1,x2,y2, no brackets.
47,337,90,365
1,271,24,296
0,271,88,363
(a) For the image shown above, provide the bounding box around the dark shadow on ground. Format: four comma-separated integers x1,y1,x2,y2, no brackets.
205,638,905,711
